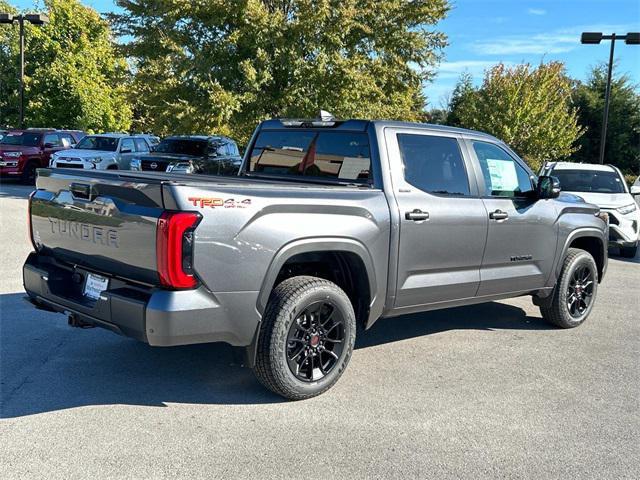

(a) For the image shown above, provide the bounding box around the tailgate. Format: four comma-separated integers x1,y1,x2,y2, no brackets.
30,169,169,285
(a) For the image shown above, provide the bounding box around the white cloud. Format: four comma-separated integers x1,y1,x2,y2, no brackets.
437,60,511,79
527,8,547,16
472,23,632,56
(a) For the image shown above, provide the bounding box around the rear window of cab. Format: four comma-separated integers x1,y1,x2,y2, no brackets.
248,130,372,184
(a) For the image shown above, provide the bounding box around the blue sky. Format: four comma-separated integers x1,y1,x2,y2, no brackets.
430,0,640,107
13,0,640,109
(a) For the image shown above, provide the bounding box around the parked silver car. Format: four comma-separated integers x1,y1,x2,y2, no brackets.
49,133,153,170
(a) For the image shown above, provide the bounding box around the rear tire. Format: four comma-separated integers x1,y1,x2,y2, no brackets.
540,248,598,328
20,161,37,185
620,244,638,258
253,276,356,400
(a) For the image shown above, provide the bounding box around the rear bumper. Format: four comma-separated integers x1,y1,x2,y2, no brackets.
23,252,260,347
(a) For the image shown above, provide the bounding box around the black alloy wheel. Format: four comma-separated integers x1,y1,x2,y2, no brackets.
285,300,345,382
566,265,594,318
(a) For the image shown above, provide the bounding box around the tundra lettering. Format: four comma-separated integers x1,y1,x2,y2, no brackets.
48,218,119,248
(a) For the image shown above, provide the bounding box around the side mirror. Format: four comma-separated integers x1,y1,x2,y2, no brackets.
121,148,132,154
537,175,561,199
631,185,640,195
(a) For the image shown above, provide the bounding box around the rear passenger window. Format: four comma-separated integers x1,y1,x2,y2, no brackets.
43,133,60,146
397,134,470,196
120,138,134,152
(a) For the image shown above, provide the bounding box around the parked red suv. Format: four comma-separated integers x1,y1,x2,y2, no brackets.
0,129,85,184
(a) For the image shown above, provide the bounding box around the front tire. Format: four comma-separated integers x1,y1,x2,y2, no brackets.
20,161,37,184
253,276,356,400
540,248,598,328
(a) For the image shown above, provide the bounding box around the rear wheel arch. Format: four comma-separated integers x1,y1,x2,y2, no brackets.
257,239,377,331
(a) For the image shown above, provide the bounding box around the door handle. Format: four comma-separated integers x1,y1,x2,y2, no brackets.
405,209,430,221
489,209,509,220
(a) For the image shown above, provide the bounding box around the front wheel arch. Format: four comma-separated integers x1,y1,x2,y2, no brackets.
555,230,606,283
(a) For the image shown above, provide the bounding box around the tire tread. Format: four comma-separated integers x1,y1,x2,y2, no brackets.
540,248,597,328
253,276,355,400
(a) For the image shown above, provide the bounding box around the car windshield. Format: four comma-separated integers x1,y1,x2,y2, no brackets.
553,169,625,194
0,132,42,147
76,136,119,151
155,139,208,156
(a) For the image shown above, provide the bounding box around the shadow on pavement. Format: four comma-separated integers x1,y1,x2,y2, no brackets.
0,180,34,200
1,292,549,418
357,301,550,349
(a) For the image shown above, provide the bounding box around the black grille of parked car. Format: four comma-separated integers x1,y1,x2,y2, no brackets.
141,160,169,171
56,163,83,168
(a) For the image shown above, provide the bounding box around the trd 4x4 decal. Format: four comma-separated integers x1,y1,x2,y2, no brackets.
188,197,252,209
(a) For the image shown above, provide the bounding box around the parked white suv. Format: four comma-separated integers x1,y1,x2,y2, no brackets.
542,162,639,258
50,134,152,170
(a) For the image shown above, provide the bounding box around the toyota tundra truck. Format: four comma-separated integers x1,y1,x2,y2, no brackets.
23,117,608,399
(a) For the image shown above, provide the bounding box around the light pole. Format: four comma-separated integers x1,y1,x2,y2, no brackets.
0,12,49,129
581,32,640,164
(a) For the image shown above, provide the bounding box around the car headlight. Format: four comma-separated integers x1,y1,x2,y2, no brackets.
617,203,637,215
3,151,21,158
90,157,104,164
130,158,141,170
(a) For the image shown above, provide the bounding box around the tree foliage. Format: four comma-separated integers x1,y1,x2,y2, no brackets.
111,0,450,142
0,0,131,131
0,0,19,126
571,64,640,175
449,62,584,171
445,71,474,127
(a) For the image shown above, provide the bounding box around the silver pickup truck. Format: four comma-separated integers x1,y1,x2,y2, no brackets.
23,117,608,399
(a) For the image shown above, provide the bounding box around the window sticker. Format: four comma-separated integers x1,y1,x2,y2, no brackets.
486,159,518,191
338,157,370,180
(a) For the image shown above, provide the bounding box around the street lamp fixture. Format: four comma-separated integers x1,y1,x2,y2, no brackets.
580,32,640,164
0,12,50,129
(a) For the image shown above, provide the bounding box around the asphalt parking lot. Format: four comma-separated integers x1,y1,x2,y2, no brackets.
1,181,639,479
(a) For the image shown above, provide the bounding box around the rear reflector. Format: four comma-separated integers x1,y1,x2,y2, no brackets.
156,211,202,289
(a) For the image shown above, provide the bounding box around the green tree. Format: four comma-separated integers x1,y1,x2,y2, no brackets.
571,64,640,175
0,1,19,126
446,71,474,127
451,62,583,171
111,0,450,142
0,0,131,131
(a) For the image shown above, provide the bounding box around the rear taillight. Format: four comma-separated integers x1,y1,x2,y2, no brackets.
28,190,37,250
156,211,202,289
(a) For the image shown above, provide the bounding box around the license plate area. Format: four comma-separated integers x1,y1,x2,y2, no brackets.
83,272,109,300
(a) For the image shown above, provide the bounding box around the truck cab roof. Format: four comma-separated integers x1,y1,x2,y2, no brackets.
260,118,501,142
